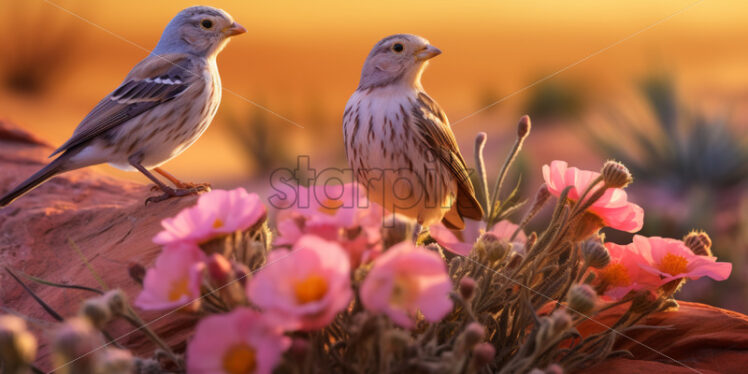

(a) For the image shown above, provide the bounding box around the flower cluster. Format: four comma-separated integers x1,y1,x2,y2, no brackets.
131,183,454,373
4,117,735,374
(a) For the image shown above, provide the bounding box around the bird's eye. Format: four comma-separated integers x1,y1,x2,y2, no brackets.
200,19,213,29
392,43,404,53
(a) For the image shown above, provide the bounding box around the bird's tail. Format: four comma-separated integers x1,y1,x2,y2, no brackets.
0,154,72,207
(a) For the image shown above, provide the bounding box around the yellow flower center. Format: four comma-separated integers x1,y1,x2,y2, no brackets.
213,218,224,228
318,198,343,216
658,253,688,276
168,277,191,302
293,274,328,304
598,263,631,288
390,275,418,307
222,343,257,374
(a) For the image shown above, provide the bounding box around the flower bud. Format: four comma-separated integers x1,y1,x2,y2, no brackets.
517,115,531,139
550,310,572,335
207,253,233,286
134,358,161,374
581,239,610,269
601,160,632,188
476,233,511,262
472,342,496,368
97,348,134,374
53,318,102,374
0,315,37,373
233,262,251,286
461,322,486,349
683,230,712,257
80,297,112,329
104,289,126,316
567,284,597,315
459,277,476,301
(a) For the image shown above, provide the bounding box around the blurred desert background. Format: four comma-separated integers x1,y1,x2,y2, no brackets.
0,1,746,310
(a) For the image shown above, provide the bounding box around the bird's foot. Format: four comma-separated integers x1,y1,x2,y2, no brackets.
144,185,209,205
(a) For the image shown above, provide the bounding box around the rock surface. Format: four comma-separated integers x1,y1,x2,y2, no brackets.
1,123,746,372
0,121,198,370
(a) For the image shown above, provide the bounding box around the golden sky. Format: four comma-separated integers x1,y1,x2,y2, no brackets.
1,0,746,186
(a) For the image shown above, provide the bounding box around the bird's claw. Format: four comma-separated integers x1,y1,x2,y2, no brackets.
144,186,209,206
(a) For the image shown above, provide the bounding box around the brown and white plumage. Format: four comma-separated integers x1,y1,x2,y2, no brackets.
343,34,483,229
0,6,245,207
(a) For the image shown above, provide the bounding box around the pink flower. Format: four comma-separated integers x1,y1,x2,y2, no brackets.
135,245,205,311
248,235,352,331
631,235,732,283
542,160,644,233
186,308,290,374
154,188,266,246
275,183,383,267
430,219,527,256
360,242,453,328
596,241,661,300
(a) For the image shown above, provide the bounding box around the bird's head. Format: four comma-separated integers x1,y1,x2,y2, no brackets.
358,34,441,91
153,6,246,58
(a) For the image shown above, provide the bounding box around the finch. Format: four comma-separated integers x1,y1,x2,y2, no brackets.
343,34,483,229
0,6,246,207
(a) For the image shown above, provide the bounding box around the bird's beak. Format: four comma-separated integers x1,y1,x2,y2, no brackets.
416,45,442,61
223,22,247,37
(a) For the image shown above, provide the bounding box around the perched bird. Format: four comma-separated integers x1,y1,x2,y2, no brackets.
343,34,483,229
0,6,246,207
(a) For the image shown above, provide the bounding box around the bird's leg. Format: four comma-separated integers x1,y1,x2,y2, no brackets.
128,155,206,205
154,167,212,191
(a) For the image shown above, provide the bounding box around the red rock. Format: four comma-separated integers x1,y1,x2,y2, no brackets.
0,126,198,371
578,302,748,373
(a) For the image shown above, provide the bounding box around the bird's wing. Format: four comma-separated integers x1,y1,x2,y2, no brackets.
50,53,195,157
410,92,484,227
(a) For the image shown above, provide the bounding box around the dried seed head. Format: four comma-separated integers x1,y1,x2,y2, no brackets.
382,214,413,249
476,233,511,261
472,342,496,367
52,317,101,373
97,348,134,374
683,230,712,257
581,239,610,269
134,358,162,374
0,315,37,371
80,297,112,329
550,310,572,335
601,160,632,188
567,284,597,315
517,115,532,139
462,322,486,348
104,289,126,316
459,277,477,301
